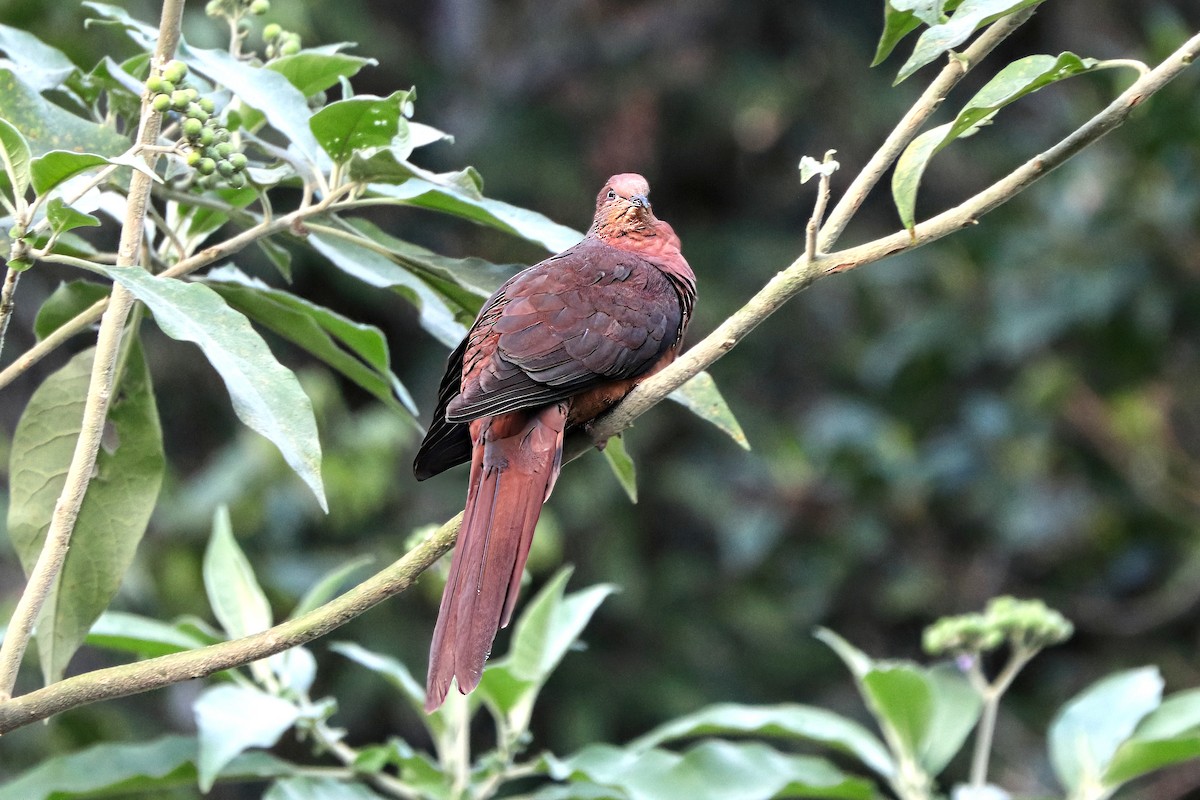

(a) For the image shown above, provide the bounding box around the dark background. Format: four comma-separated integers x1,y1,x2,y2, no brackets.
2,0,1200,797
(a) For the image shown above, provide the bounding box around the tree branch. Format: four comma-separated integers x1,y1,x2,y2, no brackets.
0,23,1196,732
0,0,185,701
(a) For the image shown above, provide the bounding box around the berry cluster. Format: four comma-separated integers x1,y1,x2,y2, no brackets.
147,60,249,189
922,596,1073,657
205,0,270,18
262,22,301,58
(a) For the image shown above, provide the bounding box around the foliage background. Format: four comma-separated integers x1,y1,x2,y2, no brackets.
2,0,1200,796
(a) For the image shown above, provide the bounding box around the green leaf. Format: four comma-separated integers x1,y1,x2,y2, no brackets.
33,280,110,340
330,641,431,724
919,663,982,774
813,627,875,678
507,568,617,685
1105,737,1200,789
367,177,584,253
288,555,374,619
102,266,327,510
861,665,934,760
205,267,417,417
45,197,100,235
203,505,273,640
0,117,32,206
266,52,377,97
0,734,296,800
602,436,638,503
896,0,1045,83
629,703,895,778
549,741,876,800
310,91,411,163
668,371,750,450
265,777,388,800
0,67,129,157
85,610,214,657
891,123,950,231
309,230,469,348
1049,666,1164,794
0,23,77,92
7,342,164,682
30,150,110,196
195,684,301,792
873,0,966,66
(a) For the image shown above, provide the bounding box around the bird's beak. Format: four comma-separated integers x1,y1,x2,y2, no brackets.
630,193,650,210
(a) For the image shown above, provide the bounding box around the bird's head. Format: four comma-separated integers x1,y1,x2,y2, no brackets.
591,173,657,238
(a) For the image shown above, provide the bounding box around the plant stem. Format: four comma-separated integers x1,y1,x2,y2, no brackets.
0,267,21,362
0,0,185,701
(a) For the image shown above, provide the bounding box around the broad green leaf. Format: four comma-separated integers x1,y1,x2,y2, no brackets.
602,435,638,503
549,741,876,800
203,505,273,640
896,0,1045,83
0,23,77,91
7,342,164,682
345,216,514,304
873,0,966,66
0,734,296,800
103,266,327,509
1049,666,1163,794
330,641,432,725
891,123,950,231
258,236,293,281
266,52,377,97
194,684,301,791
309,231,468,348
205,267,417,416
265,777,388,800
507,568,617,685
0,67,129,157
272,646,317,696
861,665,934,761
920,663,982,774
629,703,895,778
30,150,110,196
668,371,750,450
0,117,32,205
288,554,374,619
85,610,213,657
33,280,110,340
367,177,584,253
45,197,100,235
310,91,411,163
1102,688,1200,786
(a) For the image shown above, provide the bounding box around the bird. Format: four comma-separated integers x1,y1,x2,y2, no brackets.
413,173,697,711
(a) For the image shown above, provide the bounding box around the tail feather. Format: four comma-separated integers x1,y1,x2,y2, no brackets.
425,403,568,711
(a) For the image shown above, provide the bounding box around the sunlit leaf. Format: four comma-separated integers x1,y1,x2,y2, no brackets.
1049,666,1163,794
0,23,77,92
103,266,327,510
7,342,164,682
266,52,377,97
0,117,32,205
891,123,950,231
85,610,213,658
896,0,1046,83
30,150,110,196
668,371,750,450
0,67,128,157
602,435,638,503
45,197,100,235
194,684,300,792
310,91,412,163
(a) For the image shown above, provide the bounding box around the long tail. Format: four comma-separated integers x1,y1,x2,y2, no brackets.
425,402,568,711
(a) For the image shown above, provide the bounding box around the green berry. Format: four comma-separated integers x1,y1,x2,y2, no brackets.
205,0,224,16
263,23,282,41
182,117,204,137
217,160,236,177
170,90,190,110
146,75,168,94
185,103,209,122
185,87,199,103
162,59,188,84
280,36,300,56
213,142,234,159
197,157,217,175
214,128,231,144
228,152,248,171
249,0,270,15
186,150,202,167
151,93,172,112
198,97,216,115
227,172,247,189
198,127,216,147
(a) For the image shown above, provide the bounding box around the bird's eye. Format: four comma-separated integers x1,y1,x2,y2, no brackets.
606,189,616,200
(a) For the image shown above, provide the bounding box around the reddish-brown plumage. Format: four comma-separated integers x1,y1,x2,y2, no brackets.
413,174,696,711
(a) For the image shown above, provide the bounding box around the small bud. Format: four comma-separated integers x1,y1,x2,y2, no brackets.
249,0,270,15
228,153,248,171
197,157,217,175
217,160,236,177
214,142,234,159
186,150,202,167
198,97,216,115
170,90,191,110
182,117,204,138
198,127,216,147
151,93,172,113
162,59,188,84
262,22,282,41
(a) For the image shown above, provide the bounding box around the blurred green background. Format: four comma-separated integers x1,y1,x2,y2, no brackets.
2,0,1200,796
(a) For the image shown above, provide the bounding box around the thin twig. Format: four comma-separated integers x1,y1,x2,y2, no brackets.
0,268,22,362
817,7,1037,253
803,150,837,263
0,0,185,701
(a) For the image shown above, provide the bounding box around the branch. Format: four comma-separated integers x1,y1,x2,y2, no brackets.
0,513,460,733
0,0,185,701
0,23,1196,733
